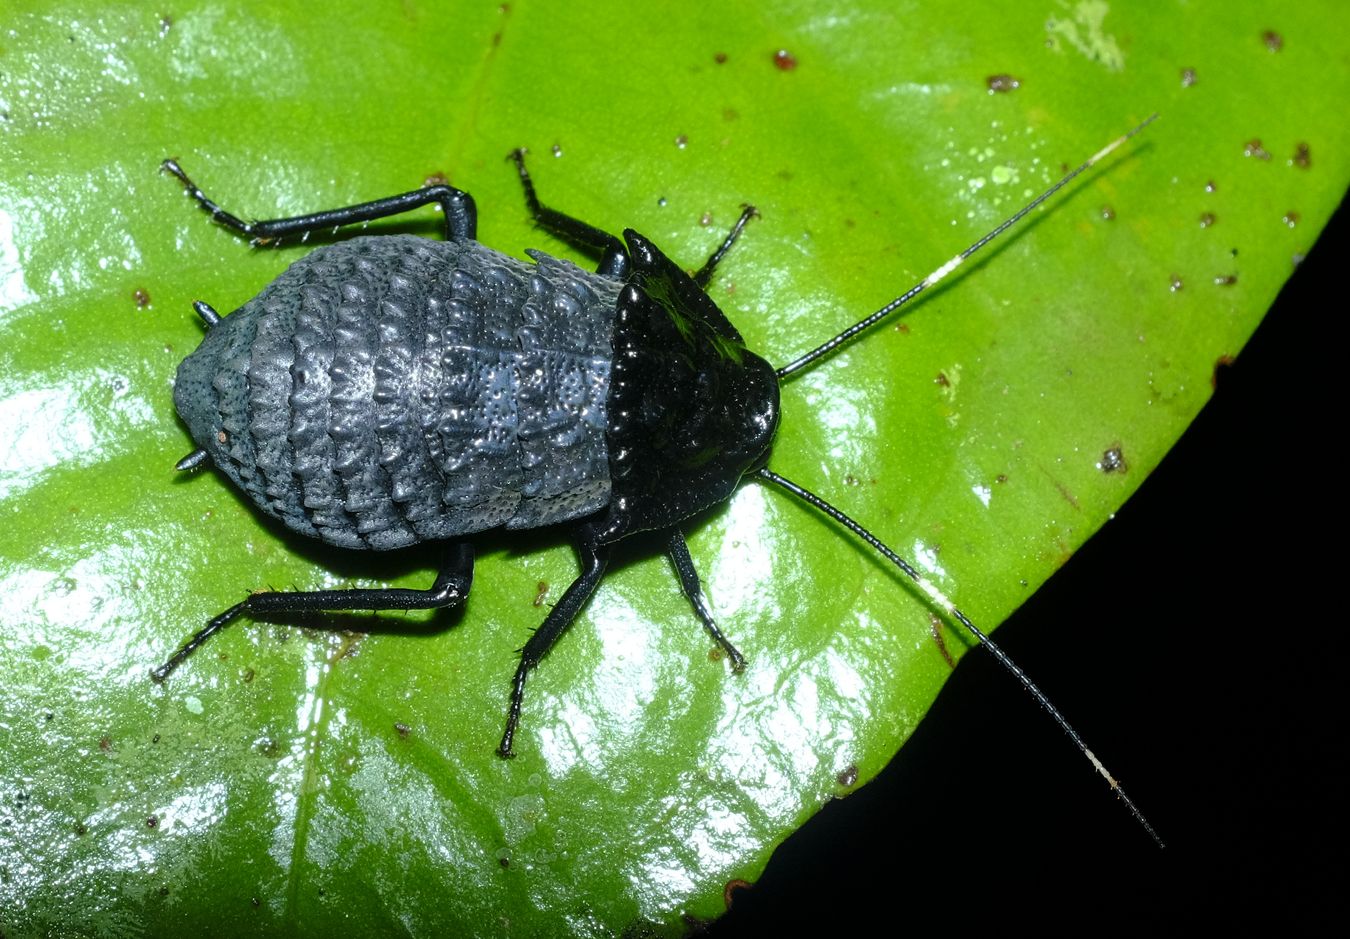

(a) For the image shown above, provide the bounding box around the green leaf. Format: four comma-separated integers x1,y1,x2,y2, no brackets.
2,1,1345,934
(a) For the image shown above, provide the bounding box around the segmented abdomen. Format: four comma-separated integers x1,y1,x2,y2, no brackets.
174,235,619,550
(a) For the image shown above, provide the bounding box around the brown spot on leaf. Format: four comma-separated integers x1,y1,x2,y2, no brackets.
133,287,151,308
1049,475,1080,511
334,632,363,661
928,613,956,669
1291,142,1311,168
1243,139,1271,161
1199,212,1216,228
1214,274,1238,286
394,722,411,740
772,49,797,70
1262,30,1283,52
986,73,1020,93
836,764,859,787
533,581,549,607
1180,67,1197,87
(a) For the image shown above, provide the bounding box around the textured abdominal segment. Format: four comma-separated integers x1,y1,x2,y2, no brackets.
174,235,618,550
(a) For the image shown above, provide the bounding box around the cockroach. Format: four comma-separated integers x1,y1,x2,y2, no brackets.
157,115,1161,844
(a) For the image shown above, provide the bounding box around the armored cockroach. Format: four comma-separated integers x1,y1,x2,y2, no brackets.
158,116,1160,843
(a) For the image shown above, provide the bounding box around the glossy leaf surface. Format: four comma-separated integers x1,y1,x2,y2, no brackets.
2,2,1346,934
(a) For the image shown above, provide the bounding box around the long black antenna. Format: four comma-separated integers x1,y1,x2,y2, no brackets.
762,117,1162,844
776,114,1157,380
756,468,1164,847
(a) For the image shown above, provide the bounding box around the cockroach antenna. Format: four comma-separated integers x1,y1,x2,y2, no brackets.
763,115,1164,847
776,114,1158,378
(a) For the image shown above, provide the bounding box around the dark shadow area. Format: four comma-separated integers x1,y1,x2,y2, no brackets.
709,195,1345,935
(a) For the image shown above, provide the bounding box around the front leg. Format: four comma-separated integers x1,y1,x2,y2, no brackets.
666,529,745,671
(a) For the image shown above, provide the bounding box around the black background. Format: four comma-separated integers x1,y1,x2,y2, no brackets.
710,196,1344,934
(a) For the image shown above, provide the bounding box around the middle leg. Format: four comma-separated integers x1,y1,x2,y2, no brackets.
508,148,630,277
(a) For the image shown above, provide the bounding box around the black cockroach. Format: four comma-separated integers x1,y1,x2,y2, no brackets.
157,115,1160,844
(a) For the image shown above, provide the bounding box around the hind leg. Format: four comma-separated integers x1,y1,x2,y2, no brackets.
153,543,475,681
162,158,478,242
